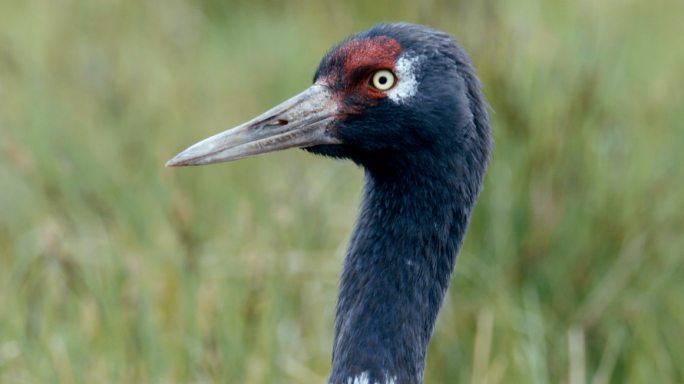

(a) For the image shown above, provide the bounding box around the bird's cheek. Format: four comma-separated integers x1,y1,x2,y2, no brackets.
325,117,346,140
338,89,386,115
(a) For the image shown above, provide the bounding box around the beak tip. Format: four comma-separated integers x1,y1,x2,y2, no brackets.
165,158,184,167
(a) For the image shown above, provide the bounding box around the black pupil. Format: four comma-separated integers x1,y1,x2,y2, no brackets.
378,76,387,85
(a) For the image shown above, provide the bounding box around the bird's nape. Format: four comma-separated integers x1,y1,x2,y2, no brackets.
167,22,492,384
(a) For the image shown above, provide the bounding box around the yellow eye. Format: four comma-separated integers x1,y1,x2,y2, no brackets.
371,70,396,90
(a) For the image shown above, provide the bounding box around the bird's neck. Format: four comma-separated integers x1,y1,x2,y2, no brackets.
328,164,480,384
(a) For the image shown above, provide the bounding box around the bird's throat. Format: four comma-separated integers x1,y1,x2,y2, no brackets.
328,168,478,384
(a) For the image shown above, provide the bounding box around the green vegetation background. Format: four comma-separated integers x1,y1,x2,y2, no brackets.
1,0,682,383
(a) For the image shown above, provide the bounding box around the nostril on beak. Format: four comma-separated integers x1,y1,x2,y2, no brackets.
266,119,289,126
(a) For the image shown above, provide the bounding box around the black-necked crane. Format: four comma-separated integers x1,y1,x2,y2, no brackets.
167,23,492,384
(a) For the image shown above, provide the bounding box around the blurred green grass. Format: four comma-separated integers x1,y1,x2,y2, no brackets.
1,0,683,383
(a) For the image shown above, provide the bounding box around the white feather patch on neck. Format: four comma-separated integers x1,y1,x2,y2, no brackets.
387,55,421,103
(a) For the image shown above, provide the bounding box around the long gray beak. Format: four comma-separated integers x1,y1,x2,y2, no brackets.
166,84,342,167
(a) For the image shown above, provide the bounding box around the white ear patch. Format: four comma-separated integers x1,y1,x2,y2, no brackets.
387,55,421,103
341,372,397,384
348,372,369,384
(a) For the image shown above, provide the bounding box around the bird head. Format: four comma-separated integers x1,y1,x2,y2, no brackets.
167,23,491,176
